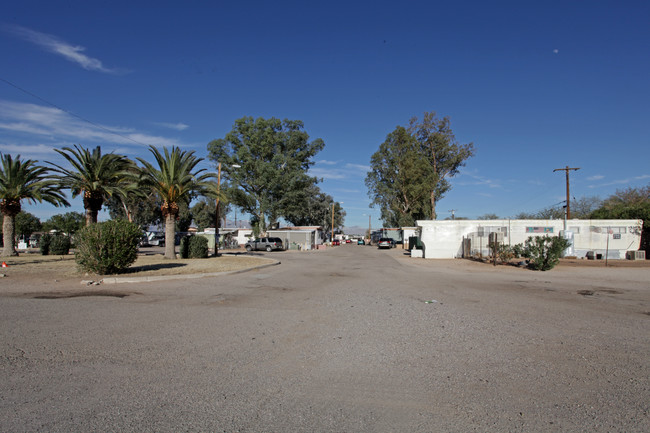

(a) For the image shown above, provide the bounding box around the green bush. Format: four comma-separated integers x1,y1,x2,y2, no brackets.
74,220,142,274
524,235,571,271
40,233,52,255
179,235,191,259
188,235,208,258
49,235,71,255
511,243,526,258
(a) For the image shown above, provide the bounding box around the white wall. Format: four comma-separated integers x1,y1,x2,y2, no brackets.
417,219,643,259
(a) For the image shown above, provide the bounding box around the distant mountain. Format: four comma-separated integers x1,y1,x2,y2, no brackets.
343,226,368,236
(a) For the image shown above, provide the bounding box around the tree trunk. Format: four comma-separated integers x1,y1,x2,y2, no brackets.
85,208,99,226
164,213,176,259
430,191,437,220
2,214,18,257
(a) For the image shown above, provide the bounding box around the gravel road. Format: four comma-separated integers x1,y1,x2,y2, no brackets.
1,245,648,432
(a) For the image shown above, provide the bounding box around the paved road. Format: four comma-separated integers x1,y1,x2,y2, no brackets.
1,245,648,432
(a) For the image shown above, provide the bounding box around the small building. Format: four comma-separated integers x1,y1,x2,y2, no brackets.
267,226,323,250
417,219,643,259
201,227,253,250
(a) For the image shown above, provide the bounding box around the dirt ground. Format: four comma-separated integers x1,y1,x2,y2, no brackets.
0,248,275,291
0,245,648,431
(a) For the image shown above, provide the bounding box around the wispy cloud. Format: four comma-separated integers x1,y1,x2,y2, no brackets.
345,163,370,172
0,142,59,157
0,100,187,157
154,122,189,131
588,174,650,188
587,175,604,181
458,171,502,189
316,159,340,166
4,24,125,74
309,167,347,180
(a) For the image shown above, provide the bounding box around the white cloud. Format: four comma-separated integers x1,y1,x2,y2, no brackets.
154,122,190,131
458,171,502,189
587,175,604,181
316,159,340,166
309,167,347,180
0,143,58,157
4,24,125,74
345,163,371,172
0,99,187,155
588,174,650,188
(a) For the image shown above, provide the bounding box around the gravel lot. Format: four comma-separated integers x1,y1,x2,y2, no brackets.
1,245,648,432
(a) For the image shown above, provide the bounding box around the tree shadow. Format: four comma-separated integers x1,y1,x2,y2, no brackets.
122,263,187,274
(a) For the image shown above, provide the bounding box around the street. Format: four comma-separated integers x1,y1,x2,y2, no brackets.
1,244,649,432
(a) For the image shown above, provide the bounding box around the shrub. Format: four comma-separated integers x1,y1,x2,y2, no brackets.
75,220,142,274
49,235,71,255
179,235,191,259
40,233,52,255
188,235,208,258
524,235,571,271
511,243,526,258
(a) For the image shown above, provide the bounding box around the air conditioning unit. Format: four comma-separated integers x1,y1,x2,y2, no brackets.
626,250,646,260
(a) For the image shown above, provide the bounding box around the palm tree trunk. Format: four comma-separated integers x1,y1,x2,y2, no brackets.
85,208,100,226
2,214,18,257
164,213,176,259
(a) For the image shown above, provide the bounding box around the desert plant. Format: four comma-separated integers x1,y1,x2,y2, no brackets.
0,153,69,256
179,235,191,259
48,145,135,226
40,233,52,255
137,146,212,259
49,235,71,255
511,243,526,258
75,219,142,274
524,235,571,271
188,235,209,258
495,244,514,264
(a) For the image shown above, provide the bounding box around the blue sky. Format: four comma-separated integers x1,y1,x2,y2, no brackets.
1,0,649,231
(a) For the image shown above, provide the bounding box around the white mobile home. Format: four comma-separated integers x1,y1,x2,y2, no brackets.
417,219,643,259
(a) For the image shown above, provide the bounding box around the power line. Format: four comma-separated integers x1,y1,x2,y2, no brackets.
0,76,150,147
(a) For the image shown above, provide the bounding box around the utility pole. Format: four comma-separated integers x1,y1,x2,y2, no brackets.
553,166,580,220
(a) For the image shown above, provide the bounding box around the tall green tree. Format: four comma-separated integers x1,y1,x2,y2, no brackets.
137,146,212,259
282,184,344,231
207,117,324,234
15,212,42,240
43,212,85,235
366,126,434,227
106,192,163,230
48,145,135,226
191,199,216,232
407,112,475,220
0,154,69,256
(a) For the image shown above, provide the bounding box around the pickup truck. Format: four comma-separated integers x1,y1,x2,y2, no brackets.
245,237,284,252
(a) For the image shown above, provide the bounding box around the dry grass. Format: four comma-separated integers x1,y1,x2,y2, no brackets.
0,251,275,281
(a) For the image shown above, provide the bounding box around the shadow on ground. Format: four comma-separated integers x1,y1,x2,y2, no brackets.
122,263,187,274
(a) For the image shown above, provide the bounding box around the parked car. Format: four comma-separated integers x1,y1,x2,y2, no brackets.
332,239,341,246
245,237,284,252
357,239,365,245
345,239,352,243
148,233,165,247
377,237,395,249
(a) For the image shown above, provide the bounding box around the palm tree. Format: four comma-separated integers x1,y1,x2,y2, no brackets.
0,154,69,257
48,145,135,226
137,146,212,259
